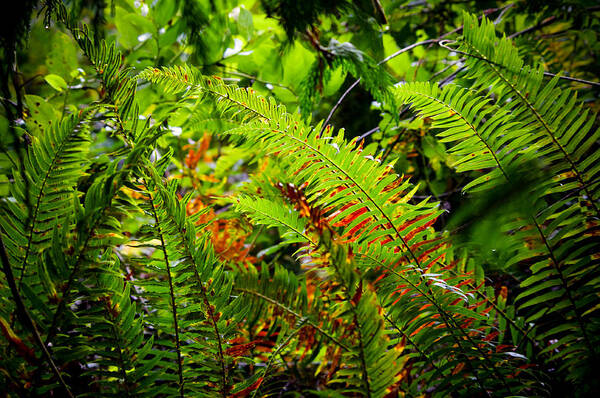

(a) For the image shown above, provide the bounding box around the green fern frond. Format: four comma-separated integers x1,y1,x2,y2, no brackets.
459,12,600,218
395,81,538,192
82,253,161,396
135,161,242,397
229,195,318,249
394,13,600,388
0,112,90,288
52,2,141,142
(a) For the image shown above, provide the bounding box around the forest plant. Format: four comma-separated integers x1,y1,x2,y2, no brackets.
1,1,599,397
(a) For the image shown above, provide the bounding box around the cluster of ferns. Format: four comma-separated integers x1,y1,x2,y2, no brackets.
1,2,599,397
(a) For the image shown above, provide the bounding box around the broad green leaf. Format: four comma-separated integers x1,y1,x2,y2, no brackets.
44,74,68,92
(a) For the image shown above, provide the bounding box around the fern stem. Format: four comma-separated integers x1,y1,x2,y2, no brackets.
321,78,361,133
235,288,351,352
146,185,185,398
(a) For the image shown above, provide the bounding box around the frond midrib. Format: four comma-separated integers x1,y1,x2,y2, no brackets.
234,287,351,351
462,41,600,218
146,183,185,398
18,119,84,287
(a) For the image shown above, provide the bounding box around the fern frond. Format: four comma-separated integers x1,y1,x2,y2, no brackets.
0,112,90,288
80,253,161,396
395,81,538,192
358,245,541,396
41,139,153,351
135,161,242,397
140,66,444,271
322,247,402,398
395,13,600,388
52,2,141,142
229,195,318,249
459,12,600,217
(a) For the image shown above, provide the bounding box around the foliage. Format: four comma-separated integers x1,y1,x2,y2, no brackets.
1,0,599,397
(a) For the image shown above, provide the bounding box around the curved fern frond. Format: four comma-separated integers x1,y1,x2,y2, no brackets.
395,15,600,387
395,81,538,192
458,12,600,217
140,66,444,271
228,191,403,396
0,112,90,288
52,2,141,142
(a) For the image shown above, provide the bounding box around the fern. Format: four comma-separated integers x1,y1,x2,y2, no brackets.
395,12,600,389
140,66,442,268
51,1,141,141
458,12,600,218
0,112,90,287
133,160,243,397
3,3,599,396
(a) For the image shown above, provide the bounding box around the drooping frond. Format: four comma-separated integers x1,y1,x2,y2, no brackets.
51,1,141,142
140,66,443,271
458,12,600,218
394,15,600,388
395,81,538,192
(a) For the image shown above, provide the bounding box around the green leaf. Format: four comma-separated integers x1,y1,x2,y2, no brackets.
45,31,79,80
45,74,68,92
238,7,253,41
154,0,177,26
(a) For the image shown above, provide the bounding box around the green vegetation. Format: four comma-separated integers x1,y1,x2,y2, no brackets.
1,0,599,396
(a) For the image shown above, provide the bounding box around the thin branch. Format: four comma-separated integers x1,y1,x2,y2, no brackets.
320,6,510,133
320,78,360,134
438,40,600,87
